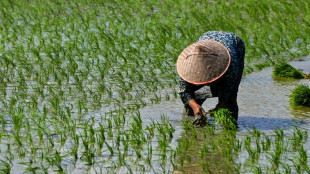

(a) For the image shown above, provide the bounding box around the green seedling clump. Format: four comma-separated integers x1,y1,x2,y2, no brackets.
211,109,236,130
273,62,304,79
289,84,310,107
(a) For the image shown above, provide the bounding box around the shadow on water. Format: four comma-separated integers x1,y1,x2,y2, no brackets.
238,115,309,131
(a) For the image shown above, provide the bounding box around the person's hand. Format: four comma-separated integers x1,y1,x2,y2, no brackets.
189,99,206,116
192,105,206,116
189,99,207,126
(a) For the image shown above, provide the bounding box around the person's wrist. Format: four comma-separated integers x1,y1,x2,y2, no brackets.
189,99,199,107
189,99,201,114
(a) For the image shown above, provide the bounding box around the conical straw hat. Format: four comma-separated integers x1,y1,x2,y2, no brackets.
177,40,231,85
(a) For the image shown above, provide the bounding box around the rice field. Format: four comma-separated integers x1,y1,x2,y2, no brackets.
0,0,310,173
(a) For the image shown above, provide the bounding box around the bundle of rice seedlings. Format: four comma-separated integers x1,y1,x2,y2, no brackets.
289,84,310,107
211,108,236,130
273,62,304,79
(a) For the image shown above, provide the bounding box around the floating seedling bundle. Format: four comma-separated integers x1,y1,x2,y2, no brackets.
273,62,304,79
290,84,310,107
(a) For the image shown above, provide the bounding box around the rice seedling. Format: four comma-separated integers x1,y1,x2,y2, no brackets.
248,127,261,139
0,0,309,172
233,138,242,152
0,158,12,174
280,162,292,174
252,165,263,174
261,133,271,152
296,146,307,167
211,108,237,130
289,84,310,107
267,145,282,169
290,158,303,174
246,144,260,162
273,62,304,79
274,129,284,143
290,126,308,150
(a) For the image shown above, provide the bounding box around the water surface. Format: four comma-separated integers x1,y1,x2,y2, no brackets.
139,58,310,173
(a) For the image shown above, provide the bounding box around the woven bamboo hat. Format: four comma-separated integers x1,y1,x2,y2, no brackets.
177,40,231,85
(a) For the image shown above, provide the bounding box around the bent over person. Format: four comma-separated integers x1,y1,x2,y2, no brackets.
177,31,245,124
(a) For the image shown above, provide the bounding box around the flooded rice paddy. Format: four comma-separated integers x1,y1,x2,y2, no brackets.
2,58,310,173
0,59,310,173
139,59,310,173
1,1,310,173
2,57,310,173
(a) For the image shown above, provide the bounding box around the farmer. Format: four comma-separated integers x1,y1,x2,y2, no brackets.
177,31,245,124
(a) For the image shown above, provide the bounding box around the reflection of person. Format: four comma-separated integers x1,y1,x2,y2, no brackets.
177,31,245,122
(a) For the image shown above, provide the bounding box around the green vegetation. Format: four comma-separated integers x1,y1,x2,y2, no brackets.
211,108,237,130
175,123,309,173
273,62,304,79
290,84,310,107
0,0,309,173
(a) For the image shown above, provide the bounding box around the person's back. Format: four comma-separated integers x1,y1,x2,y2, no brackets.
177,31,245,125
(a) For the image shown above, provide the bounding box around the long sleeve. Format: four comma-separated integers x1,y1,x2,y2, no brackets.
178,77,202,105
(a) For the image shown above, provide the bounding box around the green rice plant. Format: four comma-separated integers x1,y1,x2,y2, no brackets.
255,139,261,154
200,142,209,159
304,165,310,174
232,163,241,174
233,138,242,152
252,165,262,174
211,109,236,130
297,145,308,169
248,127,261,139
145,124,155,140
70,143,79,163
261,134,271,152
45,150,63,172
210,140,216,151
273,62,304,79
157,115,175,140
0,158,12,174
81,139,96,165
1,0,310,172
267,139,284,170
246,145,259,162
289,84,310,107
146,142,153,166
23,158,40,174
274,129,284,143
280,162,291,174
244,135,251,149
290,126,308,150
204,123,216,135
290,158,302,174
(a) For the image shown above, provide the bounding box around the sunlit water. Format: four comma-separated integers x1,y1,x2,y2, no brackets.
139,58,310,173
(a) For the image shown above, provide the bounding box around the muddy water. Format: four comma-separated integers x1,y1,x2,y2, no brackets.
139,58,310,173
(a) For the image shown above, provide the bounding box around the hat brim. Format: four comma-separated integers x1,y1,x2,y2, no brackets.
176,40,231,85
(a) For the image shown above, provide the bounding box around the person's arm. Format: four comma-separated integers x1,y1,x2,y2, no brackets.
188,99,206,116
179,78,206,116
179,78,195,105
